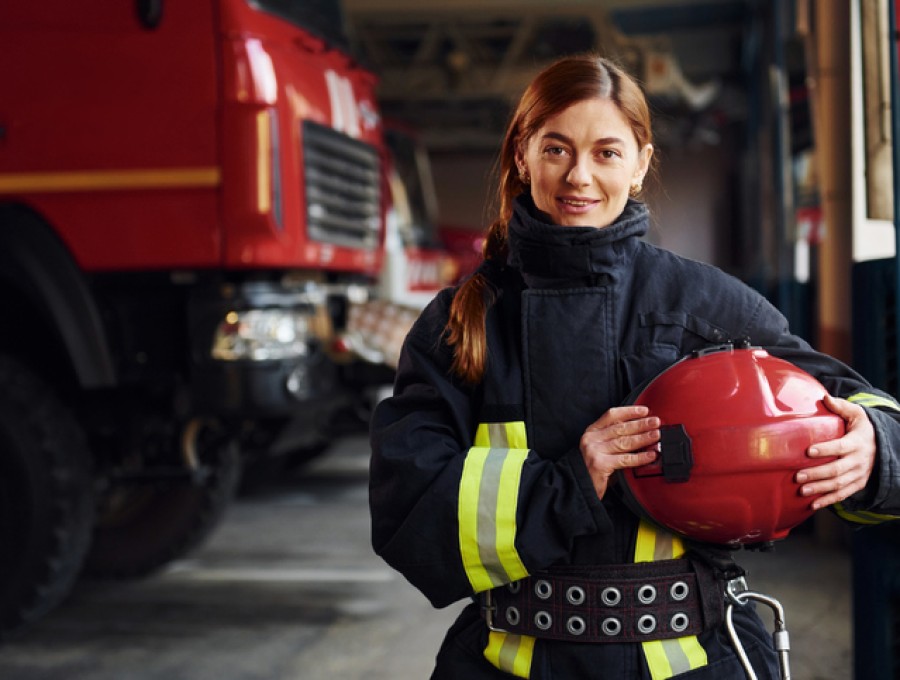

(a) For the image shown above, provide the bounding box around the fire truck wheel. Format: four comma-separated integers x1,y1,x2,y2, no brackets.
0,355,95,640
83,431,241,579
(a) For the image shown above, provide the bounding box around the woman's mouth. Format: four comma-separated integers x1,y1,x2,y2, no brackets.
557,197,598,212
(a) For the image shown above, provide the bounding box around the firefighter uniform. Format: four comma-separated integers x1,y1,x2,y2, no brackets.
369,196,900,679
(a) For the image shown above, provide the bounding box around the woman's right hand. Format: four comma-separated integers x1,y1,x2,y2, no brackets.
579,406,660,499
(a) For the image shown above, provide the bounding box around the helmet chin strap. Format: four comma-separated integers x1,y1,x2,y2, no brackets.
725,576,792,680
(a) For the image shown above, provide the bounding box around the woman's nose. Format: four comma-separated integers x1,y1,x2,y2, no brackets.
566,157,591,187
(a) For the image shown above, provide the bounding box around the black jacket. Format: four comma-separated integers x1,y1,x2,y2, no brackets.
370,196,900,679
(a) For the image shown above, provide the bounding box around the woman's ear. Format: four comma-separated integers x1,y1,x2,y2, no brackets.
514,148,526,176
637,143,654,180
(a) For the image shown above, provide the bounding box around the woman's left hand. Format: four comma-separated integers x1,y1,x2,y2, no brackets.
796,394,877,510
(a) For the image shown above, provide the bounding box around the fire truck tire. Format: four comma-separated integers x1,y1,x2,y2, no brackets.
0,355,95,641
83,435,241,579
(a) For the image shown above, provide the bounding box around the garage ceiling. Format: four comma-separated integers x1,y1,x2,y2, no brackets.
343,0,756,150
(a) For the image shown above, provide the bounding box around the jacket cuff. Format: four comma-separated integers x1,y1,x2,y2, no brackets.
844,406,900,513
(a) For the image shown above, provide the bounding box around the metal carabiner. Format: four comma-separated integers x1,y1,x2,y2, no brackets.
725,577,792,680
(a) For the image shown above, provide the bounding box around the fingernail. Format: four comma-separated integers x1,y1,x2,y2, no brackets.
796,472,807,483
808,447,818,457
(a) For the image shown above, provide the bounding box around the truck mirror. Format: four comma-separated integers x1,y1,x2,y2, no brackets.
135,0,163,29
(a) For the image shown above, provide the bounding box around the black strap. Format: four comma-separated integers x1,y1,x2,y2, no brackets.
482,558,725,644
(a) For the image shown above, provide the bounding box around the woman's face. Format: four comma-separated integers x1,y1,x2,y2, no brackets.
517,97,653,228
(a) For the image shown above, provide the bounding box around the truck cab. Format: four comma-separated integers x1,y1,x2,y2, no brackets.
0,0,385,637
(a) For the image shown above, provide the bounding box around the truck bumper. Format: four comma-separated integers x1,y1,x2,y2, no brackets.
192,346,341,418
188,278,358,421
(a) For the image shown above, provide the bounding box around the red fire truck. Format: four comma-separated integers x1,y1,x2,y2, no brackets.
0,0,386,637
342,123,459,370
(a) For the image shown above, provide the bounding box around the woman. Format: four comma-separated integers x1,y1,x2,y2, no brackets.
369,54,900,679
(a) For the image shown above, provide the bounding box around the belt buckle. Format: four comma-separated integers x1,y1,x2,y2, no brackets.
481,589,509,633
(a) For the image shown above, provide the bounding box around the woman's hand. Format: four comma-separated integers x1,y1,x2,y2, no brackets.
796,394,877,510
580,405,660,500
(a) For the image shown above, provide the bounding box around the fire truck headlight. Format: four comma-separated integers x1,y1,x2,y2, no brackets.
211,309,311,361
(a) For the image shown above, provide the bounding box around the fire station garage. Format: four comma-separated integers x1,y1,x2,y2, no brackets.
0,1,897,679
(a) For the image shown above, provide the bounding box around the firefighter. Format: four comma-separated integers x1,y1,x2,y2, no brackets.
369,53,900,679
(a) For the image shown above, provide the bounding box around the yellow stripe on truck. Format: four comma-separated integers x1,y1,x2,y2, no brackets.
0,167,221,194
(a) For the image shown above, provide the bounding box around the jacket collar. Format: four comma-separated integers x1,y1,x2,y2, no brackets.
506,194,648,282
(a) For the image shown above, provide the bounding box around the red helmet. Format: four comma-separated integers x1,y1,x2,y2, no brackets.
618,345,844,547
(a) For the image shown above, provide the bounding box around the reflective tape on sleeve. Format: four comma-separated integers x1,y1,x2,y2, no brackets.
834,504,900,524
459,421,530,592
848,392,900,412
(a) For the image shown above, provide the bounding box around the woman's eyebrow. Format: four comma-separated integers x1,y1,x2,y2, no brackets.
540,131,626,146
540,131,573,144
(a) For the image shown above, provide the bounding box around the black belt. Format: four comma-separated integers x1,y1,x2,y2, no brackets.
481,558,726,644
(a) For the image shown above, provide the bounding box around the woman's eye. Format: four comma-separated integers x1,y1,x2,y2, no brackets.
598,149,621,160
543,146,567,157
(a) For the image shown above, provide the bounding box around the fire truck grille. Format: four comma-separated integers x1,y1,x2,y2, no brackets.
303,121,381,250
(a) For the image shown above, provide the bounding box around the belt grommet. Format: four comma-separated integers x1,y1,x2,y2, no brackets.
637,584,657,604
600,586,622,607
671,612,689,633
601,616,622,636
566,585,586,606
534,579,553,600
505,606,521,626
670,580,689,601
534,610,553,631
507,581,522,595
566,615,586,636
637,614,657,635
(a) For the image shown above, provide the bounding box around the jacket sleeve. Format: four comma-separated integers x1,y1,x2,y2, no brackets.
742,295,900,519
369,290,611,608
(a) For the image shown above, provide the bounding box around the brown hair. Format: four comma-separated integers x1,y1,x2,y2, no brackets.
445,54,654,384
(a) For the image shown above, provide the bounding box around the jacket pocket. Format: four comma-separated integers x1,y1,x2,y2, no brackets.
619,312,731,396
639,312,730,346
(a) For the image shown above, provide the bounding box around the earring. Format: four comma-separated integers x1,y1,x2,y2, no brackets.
629,181,642,197
518,167,530,185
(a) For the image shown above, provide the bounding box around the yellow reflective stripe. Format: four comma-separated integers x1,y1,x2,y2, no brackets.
634,520,657,562
635,520,708,680
459,447,493,591
474,421,528,449
504,421,529,449
834,504,900,524
473,421,533,676
670,534,686,558
459,431,530,592
474,423,491,447
675,636,708,671
484,631,535,678
848,392,900,411
496,450,530,581
848,392,900,410
643,637,708,678
635,520,684,562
